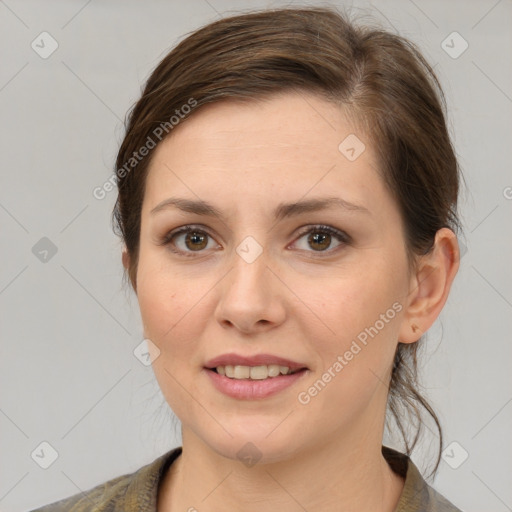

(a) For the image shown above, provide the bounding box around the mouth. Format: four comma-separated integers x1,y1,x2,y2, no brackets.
203,353,309,400
206,364,307,380
203,353,309,380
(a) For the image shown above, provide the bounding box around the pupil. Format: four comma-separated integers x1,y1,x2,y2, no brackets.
309,232,330,251
187,232,207,251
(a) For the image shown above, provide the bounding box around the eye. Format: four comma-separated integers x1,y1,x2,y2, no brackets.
292,225,350,254
159,224,350,258
159,225,220,257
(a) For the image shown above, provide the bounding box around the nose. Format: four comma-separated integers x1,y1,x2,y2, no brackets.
214,244,286,334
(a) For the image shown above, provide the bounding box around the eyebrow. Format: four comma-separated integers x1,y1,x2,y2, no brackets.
150,196,370,221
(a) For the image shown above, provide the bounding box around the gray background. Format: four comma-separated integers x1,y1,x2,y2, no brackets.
1,0,511,510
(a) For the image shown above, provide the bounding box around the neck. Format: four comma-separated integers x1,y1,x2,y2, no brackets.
158,423,404,512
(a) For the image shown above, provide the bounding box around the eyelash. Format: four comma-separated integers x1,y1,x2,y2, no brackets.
158,224,351,258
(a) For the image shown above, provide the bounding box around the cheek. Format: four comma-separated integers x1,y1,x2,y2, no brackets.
294,281,403,427
310,263,403,337
300,263,405,383
135,250,205,349
135,258,210,420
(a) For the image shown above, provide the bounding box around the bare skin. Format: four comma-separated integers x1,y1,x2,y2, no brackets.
123,91,459,511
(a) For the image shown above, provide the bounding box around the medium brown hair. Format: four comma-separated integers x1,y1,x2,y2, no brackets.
112,6,460,475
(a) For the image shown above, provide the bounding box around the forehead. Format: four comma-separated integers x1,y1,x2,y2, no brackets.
154,92,360,158
142,92,388,217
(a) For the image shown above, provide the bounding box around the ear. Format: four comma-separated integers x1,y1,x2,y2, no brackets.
122,247,137,294
122,247,130,270
398,228,460,344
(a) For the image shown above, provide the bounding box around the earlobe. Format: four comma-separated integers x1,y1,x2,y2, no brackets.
122,248,138,294
122,248,130,270
122,248,138,293
398,228,460,344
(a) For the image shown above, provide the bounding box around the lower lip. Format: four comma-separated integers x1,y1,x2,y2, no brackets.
204,368,308,400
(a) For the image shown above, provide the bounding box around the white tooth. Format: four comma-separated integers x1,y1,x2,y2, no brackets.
250,365,269,380
217,364,294,379
279,366,290,375
267,364,280,377
234,365,250,379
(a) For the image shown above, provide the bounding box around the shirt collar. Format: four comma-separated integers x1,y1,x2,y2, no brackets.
120,445,445,512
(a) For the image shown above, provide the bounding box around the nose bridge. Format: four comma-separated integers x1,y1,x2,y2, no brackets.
214,232,286,331
229,233,270,292
220,204,277,291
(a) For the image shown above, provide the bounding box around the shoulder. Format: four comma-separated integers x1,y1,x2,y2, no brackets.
28,473,134,512
29,447,182,512
382,446,464,512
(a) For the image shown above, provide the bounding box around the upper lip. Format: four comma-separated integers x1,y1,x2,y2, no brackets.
204,353,308,371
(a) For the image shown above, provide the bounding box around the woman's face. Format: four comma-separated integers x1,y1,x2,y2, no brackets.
134,92,414,463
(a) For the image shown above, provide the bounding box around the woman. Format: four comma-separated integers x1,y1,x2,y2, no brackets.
31,6,462,511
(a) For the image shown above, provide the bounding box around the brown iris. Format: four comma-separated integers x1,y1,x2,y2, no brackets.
185,231,208,251
308,231,331,251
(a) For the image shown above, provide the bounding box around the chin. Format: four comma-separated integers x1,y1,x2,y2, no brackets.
198,426,306,466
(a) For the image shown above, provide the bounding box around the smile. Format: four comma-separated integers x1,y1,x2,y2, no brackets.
214,364,302,380
204,366,308,400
